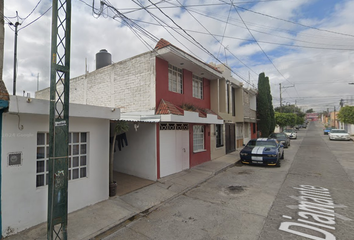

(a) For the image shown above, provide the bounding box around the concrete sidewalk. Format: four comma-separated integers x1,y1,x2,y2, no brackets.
4,152,239,240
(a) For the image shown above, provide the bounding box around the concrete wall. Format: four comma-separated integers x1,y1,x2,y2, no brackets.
1,113,110,236
210,124,226,160
112,122,157,181
36,52,156,113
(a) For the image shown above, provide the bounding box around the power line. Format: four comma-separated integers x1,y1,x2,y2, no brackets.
172,0,258,76
20,0,42,22
230,0,293,87
129,18,354,51
217,3,232,59
145,0,252,85
219,0,354,38
170,2,354,47
19,6,52,31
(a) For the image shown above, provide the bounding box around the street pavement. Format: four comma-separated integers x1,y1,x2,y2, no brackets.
260,121,354,239
103,121,354,240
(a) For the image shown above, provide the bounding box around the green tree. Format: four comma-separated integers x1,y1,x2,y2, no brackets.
337,106,354,124
275,112,297,129
256,73,274,137
296,115,304,125
266,76,276,133
275,104,305,124
306,108,314,113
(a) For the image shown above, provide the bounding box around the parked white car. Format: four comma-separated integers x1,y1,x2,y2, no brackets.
328,129,351,141
283,129,297,139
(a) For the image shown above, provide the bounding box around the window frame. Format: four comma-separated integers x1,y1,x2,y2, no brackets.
193,125,205,152
168,64,183,94
192,74,203,99
36,132,89,188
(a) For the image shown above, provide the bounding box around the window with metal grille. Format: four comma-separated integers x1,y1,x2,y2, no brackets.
193,125,205,152
216,124,224,147
193,75,203,99
168,64,183,93
36,132,88,187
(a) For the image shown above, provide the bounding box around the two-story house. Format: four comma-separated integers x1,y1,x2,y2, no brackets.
36,39,223,182
208,63,257,160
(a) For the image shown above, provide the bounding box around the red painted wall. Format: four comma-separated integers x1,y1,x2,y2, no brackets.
189,124,211,168
155,57,212,169
155,57,210,109
251,123,258,139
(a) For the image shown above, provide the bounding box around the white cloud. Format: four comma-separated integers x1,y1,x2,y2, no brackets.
2,0,354,112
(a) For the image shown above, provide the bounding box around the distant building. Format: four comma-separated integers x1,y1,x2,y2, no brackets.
306,113,318,121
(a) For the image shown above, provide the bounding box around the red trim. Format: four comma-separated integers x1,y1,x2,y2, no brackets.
156,123,160,179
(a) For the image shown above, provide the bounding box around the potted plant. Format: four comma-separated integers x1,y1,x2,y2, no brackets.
109,121,129,196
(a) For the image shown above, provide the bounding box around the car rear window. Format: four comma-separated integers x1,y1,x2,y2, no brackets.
331,130,347,133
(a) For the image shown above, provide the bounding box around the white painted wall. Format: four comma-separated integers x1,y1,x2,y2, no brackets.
112,122,157,181
1,113,110,236
243,123,251,144
36,52,157,113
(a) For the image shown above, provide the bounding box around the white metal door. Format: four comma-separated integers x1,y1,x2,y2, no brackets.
160,129,189,178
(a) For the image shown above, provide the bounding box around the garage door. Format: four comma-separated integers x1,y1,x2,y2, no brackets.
160,123,189,178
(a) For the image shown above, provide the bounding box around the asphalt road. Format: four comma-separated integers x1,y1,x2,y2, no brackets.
104,121,354,240
260,121,354,240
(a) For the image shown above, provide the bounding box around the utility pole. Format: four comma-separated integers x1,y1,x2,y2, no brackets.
279,83,282,112
279,83,294,113
333,106,336,128
9,15,20,95
37,73,39,91
47,0,71,239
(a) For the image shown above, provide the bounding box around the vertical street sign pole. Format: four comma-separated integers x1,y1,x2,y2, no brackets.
47,0,71,239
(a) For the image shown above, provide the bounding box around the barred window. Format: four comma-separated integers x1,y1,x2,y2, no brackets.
36,132,88,187
168,64,183,93
193,75,203,99
216,124,224,148
193,125,205,152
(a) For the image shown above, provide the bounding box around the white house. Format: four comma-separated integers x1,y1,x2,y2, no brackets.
1,95,120,236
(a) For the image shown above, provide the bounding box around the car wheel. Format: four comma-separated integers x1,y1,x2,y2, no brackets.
276,158,281,167
280,151,284,159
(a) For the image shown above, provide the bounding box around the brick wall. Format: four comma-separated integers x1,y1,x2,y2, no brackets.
36,52,156,112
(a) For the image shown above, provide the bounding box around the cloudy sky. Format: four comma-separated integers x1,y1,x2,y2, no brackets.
3,0,354,112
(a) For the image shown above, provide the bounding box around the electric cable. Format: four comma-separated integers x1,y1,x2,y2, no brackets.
20,0,42,22
19,6,52,31
220,0,354,38
146,0,252,85
173,0,259,75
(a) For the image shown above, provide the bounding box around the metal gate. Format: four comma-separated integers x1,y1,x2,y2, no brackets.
225,123,235,154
